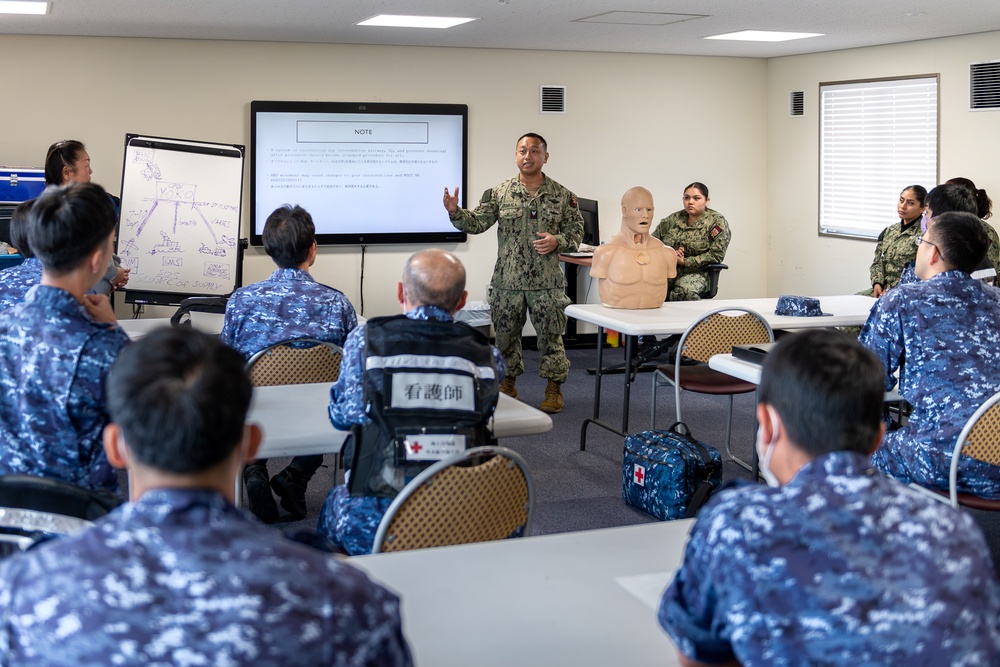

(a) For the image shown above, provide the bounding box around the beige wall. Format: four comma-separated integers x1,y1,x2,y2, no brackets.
766,31,1000,297
0,35,768,322
4,31,999,317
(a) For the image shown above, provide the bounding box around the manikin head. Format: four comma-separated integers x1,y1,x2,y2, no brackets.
621,187,655,239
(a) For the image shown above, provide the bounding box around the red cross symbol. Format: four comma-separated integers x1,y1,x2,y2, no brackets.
633,464,645,486
410,441,423,454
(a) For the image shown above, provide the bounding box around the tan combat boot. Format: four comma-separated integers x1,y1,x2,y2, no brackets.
500,376,519,400
540,380,563,414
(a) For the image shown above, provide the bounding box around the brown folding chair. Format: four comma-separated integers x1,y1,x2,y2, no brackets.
651,307,774,470
371,446,533,554
240,339,344,504
246,338,343,387
910,389,1000,510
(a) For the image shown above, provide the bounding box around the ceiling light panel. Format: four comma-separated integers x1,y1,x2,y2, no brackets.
575,11,707,26
705,30,823,42
356,15,476,29
0,1,49,15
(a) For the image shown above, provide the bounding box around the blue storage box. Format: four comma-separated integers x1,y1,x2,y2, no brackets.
0,167,46,204
0,167,45,245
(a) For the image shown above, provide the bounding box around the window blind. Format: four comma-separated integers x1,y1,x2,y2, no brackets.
819,76,938,239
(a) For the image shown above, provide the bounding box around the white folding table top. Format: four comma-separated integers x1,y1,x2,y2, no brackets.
350,519,694,667
566,294,876,336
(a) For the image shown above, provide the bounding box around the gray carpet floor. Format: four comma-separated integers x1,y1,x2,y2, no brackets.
262,343,1000,572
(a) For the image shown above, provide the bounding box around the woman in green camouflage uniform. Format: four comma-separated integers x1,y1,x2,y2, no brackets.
651,182,731,301
866,185,927,298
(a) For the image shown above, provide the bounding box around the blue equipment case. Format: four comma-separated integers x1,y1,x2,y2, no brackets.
0,167,46,204
0,167,46,245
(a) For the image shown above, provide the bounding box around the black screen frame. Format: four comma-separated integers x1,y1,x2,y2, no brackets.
250,100,468,247
578,197,600,246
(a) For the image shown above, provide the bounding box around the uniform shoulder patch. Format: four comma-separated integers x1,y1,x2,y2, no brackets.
480,189,492,204
569,195,578,208
710,225,723,239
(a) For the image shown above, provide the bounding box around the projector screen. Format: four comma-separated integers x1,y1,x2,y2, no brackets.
250,100,468,246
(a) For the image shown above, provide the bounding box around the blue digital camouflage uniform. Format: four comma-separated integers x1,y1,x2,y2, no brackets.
319,304,506,555
0,285,128,491
0,488,413,666
651,209,731,301
897,260,918,287
860,270,1000,497
449,175,582,382
220,267,357,359
659,451,1000,665
0,258,42,312
899,218,1000,289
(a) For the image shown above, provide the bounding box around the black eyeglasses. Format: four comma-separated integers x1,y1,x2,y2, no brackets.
914,234,936,249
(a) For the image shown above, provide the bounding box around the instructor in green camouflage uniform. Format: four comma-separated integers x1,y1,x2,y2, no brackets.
443,133,583,414
864,185,927,297
651,182,731,301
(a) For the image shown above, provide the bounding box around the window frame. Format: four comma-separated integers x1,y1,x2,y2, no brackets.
818,74,940,241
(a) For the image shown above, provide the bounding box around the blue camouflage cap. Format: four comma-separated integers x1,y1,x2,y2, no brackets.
775,295,832,317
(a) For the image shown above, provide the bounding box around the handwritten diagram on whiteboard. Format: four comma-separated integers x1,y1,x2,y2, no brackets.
118,135,244,300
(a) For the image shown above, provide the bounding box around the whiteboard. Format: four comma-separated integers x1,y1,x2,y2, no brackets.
118,135,244,303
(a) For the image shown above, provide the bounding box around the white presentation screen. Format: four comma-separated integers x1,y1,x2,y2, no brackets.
250,101,468,246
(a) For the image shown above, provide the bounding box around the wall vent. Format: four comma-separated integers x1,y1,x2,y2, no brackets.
540,85,566,113
970,61,1000,110
789,90,804,117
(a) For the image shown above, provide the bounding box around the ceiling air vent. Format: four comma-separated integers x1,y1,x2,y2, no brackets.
789,90,804,117
970,61,1000,110
540,85,566,114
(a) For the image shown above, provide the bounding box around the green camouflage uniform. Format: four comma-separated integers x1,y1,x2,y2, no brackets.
865,220,921,296
449,174,583,382
982,221,1000,278
651,208,731,301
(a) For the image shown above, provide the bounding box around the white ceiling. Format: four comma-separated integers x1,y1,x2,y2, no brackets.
3,0,1000,58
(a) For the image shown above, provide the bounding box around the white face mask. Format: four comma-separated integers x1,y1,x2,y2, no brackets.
755,406,781,487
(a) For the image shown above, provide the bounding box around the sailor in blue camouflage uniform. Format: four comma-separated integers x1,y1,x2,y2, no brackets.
0,183,128,492
659,330,1000,666
896,182,987,290
0,327,412,666
0,201,42,312
860,211,1000,497
221,204,358,523
444,132,582,414
318,249,505,555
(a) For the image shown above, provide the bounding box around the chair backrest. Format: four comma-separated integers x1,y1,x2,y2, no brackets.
0,474,119,520
0,475,117,558
246,338,343,387
371,446,533,554
702,262,729,299
949,389,1000,506
169,296,229,327
678,307,774,365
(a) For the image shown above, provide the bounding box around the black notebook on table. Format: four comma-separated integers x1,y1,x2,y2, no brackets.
732,342,779,365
